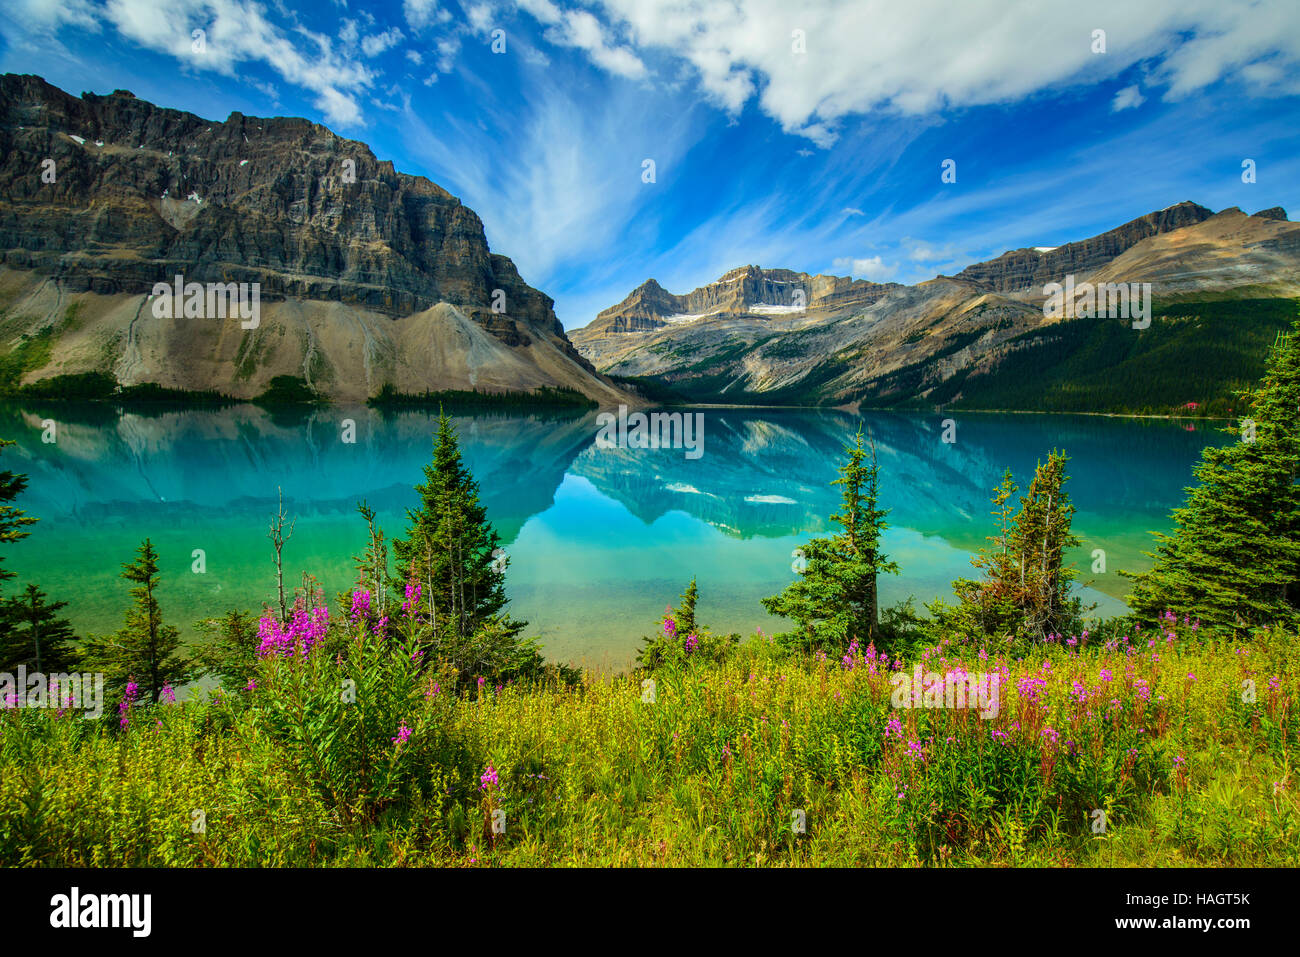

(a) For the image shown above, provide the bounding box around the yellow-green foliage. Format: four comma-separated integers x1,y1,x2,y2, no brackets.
1,617,1296,867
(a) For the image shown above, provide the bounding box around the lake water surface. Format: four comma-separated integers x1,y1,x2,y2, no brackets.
0,402,1227,669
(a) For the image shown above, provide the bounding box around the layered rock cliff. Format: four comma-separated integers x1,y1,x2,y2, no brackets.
0,74,629,404
572,204,1300,408
950,201,1215,292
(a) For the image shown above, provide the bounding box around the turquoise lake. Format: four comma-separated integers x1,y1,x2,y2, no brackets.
0,402,1229,670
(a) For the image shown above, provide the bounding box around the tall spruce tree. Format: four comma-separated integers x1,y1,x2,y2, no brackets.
84,539,192,702
1010,451,1084,640
0,438,37,589
0,584,79,673
762,429,898,652
1125,318,1300,634
938,451,1085,643
392,411,524,642
942,469,1025,640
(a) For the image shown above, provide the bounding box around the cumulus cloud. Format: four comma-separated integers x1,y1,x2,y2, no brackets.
490,0,1300,145
435,37,460,72
360,27,404,57
5,0,100,32
84,0,375,126
1112,84,1146,111
832,254,898,281
471,0,647,80
403,0,445,31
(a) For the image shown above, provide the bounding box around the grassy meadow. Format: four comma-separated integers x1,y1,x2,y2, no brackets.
2,614,1295,867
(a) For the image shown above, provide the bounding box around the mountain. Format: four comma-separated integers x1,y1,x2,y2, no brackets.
572,202,1300,413
0,74,632,405
950,202,1216,291
576,265,900,367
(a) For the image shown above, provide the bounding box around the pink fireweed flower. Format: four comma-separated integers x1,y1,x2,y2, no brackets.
118,680,140,728
245,679,257,692
349,589,371,619
663,617,676,636
684,633,699,655
257,604,330,657
161,683,176,703
1099,668,1113,683
480,764,498,789
1069,680,1089,704
402,581,422,614
391,722,412,747
477,676,486,689
884,715,903,740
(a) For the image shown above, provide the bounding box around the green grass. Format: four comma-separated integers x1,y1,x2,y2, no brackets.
2,616,1295,866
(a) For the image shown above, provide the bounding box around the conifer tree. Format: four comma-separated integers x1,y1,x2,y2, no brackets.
392,411,524,642
674,578,698,637
1125,318,1300,634
1011,451,1084,640
762,429,898,651
84,539,192,702
942,470,1025,640
0,584,79,673
938,451,1085,643
0,438,37,589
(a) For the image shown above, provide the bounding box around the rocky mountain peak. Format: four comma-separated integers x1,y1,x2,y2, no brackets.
0,74,630,404
952,200,1215,293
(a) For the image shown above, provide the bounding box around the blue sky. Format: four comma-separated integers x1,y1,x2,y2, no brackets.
3,0,1299,329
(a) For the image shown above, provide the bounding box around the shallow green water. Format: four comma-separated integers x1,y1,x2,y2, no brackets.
0,402,1227,669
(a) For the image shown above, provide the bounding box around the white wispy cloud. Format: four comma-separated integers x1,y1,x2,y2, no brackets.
487,0,1300,145
832,254,898,281
360,27,404,57
69,0,378,126
1112,84,1146,111
400,58,700,320
403,0,448,31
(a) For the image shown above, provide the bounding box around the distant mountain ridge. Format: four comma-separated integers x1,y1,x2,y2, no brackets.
0,74,632,405
596,265,901,330
571,202,1300,413
949,201,1216,292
